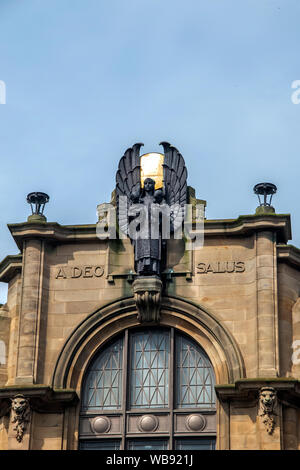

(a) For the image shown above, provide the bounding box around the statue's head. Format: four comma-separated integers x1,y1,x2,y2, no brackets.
143,178,155,193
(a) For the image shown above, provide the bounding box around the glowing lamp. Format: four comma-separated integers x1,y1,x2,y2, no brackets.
140,152,164,189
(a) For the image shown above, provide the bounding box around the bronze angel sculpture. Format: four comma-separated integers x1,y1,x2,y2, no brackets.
116,142,187,278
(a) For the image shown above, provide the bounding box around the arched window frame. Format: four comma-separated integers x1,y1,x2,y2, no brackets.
79,326,217,450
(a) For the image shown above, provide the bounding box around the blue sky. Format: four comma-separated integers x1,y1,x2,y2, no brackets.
0,0,300,302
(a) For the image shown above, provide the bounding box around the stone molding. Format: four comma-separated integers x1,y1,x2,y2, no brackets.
203,214,291,243
216,378,300,408
277,244,300,270
52,295,245,390
0,386,78,418
0,254,22,283
7,213,291,251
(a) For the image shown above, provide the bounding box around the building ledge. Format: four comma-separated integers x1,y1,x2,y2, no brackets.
277,244,300,270
203,213,291,243
216,378,300,407
7,213,292,251
7,222,99,251
0,385,78,417
0,254,22,283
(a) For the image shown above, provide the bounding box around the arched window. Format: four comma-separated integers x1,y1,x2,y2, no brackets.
79,328,216,450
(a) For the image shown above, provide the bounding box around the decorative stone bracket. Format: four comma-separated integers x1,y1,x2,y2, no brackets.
258,386,277,435
0,386,78,420
216,379,300,436
133,276,162,323
216,379,300,404
10,394,31,443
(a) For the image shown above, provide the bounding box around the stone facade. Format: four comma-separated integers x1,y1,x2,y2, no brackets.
0,198,300,450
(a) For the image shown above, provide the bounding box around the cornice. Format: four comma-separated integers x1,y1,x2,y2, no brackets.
0,254,22,283
202,214,291,243
277,244,300,270
0,385,78,417
7,213,292,251
7,222,101,251
216,378,300,408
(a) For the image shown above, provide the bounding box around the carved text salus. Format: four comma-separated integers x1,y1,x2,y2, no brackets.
197,261,245,274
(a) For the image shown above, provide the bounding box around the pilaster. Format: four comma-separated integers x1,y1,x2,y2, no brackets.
256,231,279,377
15,239,44,384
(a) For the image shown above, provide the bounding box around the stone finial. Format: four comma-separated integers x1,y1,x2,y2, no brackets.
10,394,31,443
258,387,277,435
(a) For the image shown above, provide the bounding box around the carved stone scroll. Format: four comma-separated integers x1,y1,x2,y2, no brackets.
133,276,162,323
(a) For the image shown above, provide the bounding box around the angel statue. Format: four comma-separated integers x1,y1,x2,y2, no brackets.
116,142,187,279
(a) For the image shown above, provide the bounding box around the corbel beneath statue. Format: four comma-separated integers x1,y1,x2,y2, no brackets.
133,276,162,323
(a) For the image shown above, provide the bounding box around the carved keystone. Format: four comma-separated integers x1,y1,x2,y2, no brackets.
133,276,162,323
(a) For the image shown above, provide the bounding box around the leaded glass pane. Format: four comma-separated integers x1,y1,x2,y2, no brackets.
176,334,215,408
82,337,123,410
130,330,169,408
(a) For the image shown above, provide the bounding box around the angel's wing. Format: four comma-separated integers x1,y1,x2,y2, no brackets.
116,143,144,235
160,142,187,231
